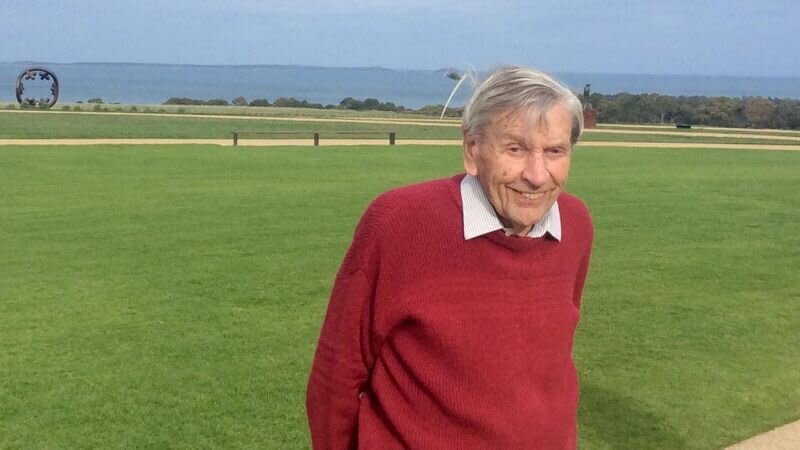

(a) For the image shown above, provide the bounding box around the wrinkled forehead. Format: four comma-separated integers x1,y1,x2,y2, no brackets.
480,101,579,145
486,105,557,136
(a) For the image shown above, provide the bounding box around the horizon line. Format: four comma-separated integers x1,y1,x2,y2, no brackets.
1,60,798,80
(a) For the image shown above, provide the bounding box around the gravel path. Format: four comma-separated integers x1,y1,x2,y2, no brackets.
2,138,800,151
726,420,800,449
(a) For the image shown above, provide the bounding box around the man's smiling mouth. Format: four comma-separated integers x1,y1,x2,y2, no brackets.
508,186,549,200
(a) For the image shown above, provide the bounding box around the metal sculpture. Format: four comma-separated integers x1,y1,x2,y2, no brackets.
440,68,476,119
16,67,59,108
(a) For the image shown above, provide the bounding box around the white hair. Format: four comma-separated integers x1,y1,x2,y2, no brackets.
462,66,584,145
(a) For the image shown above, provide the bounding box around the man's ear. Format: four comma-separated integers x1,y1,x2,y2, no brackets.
462,129,479,176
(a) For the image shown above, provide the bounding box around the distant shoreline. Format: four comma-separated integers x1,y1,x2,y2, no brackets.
3,62,800,110
2,61,798,80
5,89,800,130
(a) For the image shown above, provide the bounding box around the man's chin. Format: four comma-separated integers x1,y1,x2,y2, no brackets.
517,210,547,225
506,216,545,235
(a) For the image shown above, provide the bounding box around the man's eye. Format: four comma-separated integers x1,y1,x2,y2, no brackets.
545,147,566,156
508,146,524,154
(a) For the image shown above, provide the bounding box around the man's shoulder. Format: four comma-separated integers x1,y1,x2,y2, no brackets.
558,192,590,216
557,192,594,235
351,175,462,244
367,175,461,217
379,175,460,202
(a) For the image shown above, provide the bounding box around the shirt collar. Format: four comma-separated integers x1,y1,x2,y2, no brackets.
460,174,561,241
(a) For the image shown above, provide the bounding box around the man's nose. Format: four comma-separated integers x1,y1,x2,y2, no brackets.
521,151,549,188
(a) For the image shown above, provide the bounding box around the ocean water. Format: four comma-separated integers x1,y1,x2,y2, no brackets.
2,62,799,109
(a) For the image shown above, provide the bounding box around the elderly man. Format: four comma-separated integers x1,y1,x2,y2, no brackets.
307,66,593,449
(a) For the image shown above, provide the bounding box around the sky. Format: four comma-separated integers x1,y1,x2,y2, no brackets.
1,0,798,77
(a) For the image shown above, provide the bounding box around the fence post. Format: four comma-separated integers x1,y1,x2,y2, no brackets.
232,132,238,147
389,132,396,146
313,132,320,147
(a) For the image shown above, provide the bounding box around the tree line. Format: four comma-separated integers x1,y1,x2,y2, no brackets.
581,93,800,129
162,93,800,129
162,96,462,116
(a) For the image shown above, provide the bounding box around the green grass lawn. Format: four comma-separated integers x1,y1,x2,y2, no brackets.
1,102,458,121
579,132,800,145
5,111,800,146
1,144,798,449
597,123,800,137
0,111,461,140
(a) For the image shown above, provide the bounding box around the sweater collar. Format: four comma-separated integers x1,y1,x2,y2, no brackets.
460,174,561,241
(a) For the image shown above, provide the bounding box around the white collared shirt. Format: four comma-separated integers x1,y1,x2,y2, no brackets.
460,174,561,241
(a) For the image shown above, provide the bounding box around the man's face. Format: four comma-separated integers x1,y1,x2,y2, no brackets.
463,102,574,236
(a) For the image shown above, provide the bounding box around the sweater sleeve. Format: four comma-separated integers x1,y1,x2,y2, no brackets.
572,224,594,309
572,244,592,309
306,208,380,450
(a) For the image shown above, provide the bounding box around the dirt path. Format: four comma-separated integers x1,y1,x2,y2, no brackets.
2,138,800,151
726,420,800,450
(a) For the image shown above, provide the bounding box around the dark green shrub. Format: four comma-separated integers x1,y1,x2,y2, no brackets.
249,98,271,107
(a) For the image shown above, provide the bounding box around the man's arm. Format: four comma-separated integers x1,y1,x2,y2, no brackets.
572,244,592,308
307,213,379,450
572,218,594,309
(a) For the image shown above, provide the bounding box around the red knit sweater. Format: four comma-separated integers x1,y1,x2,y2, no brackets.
307,174,593,450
